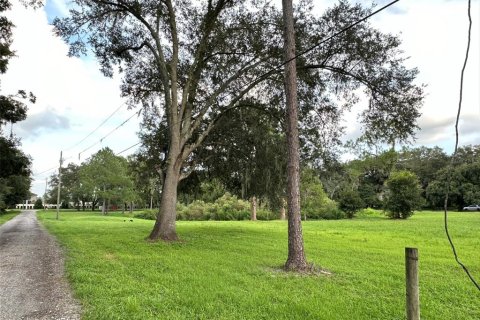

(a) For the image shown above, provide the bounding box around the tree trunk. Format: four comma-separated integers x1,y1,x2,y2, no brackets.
148,160,180,241
130,201,133,214
282,0,308,271
251,196,257,221
280,198,286,220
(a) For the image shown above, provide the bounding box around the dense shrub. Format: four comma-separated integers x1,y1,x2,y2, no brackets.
384,170,424,219
134,210,157,220
136,191,346,221
256,208,276,220
338,189,364,218
300,169,343,219
33,198,43,209
311,199,345,220
177,193,256,221
357,208,380,217
199,179,226,203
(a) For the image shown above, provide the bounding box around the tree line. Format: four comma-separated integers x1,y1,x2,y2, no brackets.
45,144,480,218
0,0,40,212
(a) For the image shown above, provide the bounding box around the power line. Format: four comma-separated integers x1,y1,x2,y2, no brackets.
33,165,58,176
116,142,142,155
31,105,127,177
443,0,479,292
32,156,73,177
247,0,401,87
63,104,125,152
78,109,141,159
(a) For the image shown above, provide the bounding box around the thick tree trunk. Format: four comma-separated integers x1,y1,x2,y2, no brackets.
148,160,180,241
251,196,257,221
282,0,308,271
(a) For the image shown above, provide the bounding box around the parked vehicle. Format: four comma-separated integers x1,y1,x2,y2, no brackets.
462,205,480,211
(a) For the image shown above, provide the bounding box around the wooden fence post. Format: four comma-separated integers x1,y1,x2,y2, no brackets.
405,247,420,320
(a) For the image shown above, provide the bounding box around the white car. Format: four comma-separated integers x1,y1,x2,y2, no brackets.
462,205,480,211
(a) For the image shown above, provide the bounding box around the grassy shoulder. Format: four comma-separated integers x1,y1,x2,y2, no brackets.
0,210,21,226
38,210,480,320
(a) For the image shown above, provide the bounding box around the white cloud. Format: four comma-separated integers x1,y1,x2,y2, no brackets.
15,107,70,138
3,3,140,196
323,0,480,152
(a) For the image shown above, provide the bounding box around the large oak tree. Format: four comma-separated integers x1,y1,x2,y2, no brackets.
54,0,423,241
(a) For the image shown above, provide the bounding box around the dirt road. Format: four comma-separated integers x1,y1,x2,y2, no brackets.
0,210,81,320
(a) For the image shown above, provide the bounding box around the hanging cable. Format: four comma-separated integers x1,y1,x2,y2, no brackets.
116,142,142,155
33,165,58,176
78,109,141,159
244,0,401,89
63,103,125,152
443,0,479,291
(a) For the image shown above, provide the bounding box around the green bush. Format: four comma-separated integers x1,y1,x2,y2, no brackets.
256,208,276,220
338,189,364,218
134,210,157,220
199,179,226,203
208,193,250,220
317,200,345,220
33,198,44,209
299,168,344,220
175,193,259,221
384,170,424,219
357,208,380,217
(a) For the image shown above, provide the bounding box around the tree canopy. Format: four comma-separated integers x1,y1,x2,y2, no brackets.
54,0,423,240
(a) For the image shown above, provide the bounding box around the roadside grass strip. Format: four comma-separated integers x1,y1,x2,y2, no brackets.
0,210,21,226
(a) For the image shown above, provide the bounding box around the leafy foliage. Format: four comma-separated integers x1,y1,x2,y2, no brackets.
0,136,31,211
426,159,480,210
47,148,139,212
384,170,423,219
300,168,343,220
80,148,137,212
0,0,41,211
338,189,364,218
54,0,423,238
33,198,43,209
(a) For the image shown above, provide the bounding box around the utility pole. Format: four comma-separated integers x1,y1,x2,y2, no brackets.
56,151,63,220
44,177,48,210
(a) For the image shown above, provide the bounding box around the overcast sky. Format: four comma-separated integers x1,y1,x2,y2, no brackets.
2,0,479,197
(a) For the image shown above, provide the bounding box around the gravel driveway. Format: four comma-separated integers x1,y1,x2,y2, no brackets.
0,210,81,320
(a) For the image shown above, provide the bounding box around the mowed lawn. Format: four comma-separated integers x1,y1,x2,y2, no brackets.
38,210,480,320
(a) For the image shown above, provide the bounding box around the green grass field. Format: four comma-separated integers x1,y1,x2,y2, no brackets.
0,210,20,226
38,210,480,320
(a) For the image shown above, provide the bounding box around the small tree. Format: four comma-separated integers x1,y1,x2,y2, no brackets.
33,198,43,209
338,189,364,219
384,170,423,219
